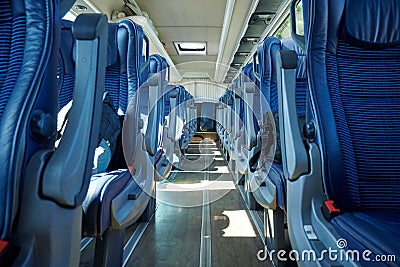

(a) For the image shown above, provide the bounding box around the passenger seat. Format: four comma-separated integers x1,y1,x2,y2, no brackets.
282,0,400,265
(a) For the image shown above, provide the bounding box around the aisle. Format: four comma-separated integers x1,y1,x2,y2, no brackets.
126,137,271,266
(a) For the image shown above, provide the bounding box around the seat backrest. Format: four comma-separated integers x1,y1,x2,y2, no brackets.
148,54,169,156
256,37,307,115
0,0,59,239
256,37,281,113
118,19,149,98
304,0,400,211
120,19,152,165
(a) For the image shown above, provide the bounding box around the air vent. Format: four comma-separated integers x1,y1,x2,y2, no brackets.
174,42,207,56
249,13,275,25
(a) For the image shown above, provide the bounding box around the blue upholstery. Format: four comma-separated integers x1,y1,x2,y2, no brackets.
117,19,149,106
343,0,400,48
332,211,400,258
232,78,244,139
0,4,25,117
256,37,281,112
0,0,59,239
257,38,307,115
304,0,400,257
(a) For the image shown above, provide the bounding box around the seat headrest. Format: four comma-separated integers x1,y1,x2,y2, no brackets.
282,39,306,79
342,0,400,48
167,85,180,98
257,36,281,84
178,86,186,103
149,54,168,76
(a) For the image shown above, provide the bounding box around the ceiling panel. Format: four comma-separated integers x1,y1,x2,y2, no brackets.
158,27,221,56
225,0,285,83
135,0,225,27
135,0,227,80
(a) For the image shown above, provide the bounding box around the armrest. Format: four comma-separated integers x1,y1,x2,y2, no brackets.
42,14,108,206
276,50,308,180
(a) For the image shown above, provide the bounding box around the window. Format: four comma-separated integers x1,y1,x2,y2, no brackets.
274,1,304,40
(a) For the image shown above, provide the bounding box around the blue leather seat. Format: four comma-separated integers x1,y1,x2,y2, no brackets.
285,0,400,263
147,54,173,178
57,20,129,238
148,54,169,164
86,17,153,228
80,19,156,266
0,0,59,247
1,2,108,265
254,37,307,210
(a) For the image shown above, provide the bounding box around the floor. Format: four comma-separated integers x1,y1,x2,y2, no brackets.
126,137,271,266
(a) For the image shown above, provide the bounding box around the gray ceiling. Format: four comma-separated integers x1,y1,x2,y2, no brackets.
225,0,283,83
135,0,226,80
81,0,286,84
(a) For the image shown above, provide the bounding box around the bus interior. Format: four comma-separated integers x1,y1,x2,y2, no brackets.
0,0,399,266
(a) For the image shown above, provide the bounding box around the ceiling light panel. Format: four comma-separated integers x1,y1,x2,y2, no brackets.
174,42,207,55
